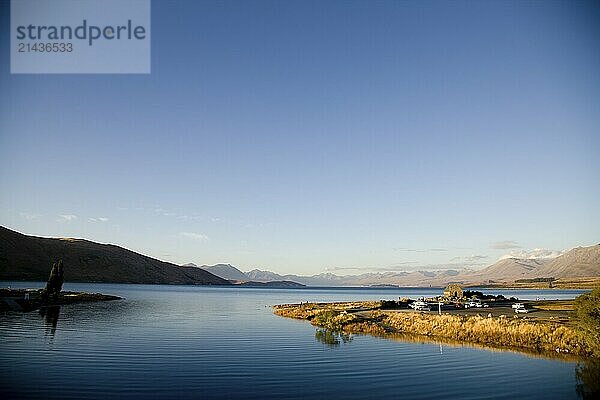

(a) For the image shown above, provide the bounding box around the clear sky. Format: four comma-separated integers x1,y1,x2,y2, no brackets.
1,0,599,275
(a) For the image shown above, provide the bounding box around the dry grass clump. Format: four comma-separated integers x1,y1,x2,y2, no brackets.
378,311,590,356
273,302,385,334
273,304,323,320
273,298,600,358
310,310,360,331
307,309,387,335
533,300,574,311
555,277,600,289
273,301,381,320
344,321,387,335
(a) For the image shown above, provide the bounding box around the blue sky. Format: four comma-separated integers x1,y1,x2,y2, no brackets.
1,0,599,275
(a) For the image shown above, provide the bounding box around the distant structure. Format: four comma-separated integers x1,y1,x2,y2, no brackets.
443,284,463,299
42,260,64,302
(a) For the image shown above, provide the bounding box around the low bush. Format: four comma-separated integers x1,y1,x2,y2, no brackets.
574,288,600,357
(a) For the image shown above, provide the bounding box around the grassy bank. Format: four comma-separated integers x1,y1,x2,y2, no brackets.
273,300,599,358
377,311,585,355
480,277,600,290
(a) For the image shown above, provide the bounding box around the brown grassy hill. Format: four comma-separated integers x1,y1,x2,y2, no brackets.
459,257,549,284
0,226,230,285
202,263,249,281
532,244,600,278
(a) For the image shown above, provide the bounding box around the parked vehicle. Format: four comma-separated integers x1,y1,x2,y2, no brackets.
409,300,431,311
512,303,524,309
514,304,529,313
464,299,482,308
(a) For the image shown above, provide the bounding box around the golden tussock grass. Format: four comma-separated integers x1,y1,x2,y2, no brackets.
273,301,598,358
273,301,381,320
377,311,590,356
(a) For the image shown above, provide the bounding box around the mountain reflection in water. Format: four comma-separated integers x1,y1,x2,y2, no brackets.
0,283,594,399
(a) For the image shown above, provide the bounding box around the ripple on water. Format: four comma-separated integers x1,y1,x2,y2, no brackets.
0,283,586,400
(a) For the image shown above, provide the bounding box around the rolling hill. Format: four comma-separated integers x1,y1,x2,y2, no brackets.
243,245,600,287
459,258,550,284
199,264,306,287
201,264,249,281
2,225,597,287
460,244,600,284
0,226,230,285
531,244,600,278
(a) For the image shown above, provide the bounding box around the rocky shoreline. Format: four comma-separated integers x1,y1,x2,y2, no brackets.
0,288,122,312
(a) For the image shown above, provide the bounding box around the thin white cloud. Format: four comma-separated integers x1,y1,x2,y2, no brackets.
180,232,209,242
58,214,78,222
392,247,448,252
324,259,487,274
19,212,41,220
326,262,417,273
450,254,489,262
490,240,522,250
415,261,488,270
88,217,109,223
177,215,203,221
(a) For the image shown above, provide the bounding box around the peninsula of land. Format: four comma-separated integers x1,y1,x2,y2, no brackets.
0,288,121,312
274,288,600,359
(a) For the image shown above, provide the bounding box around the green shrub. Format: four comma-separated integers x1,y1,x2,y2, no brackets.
315,329,352,346
574,287,600,357
311,310,358,331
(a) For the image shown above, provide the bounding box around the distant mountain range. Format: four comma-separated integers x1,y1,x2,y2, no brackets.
201,264,249,281
199,264,305,287
0,226,229,285
1,226,597,287
202,245,600,287
204,265,464,286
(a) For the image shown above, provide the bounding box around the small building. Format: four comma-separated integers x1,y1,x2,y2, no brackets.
443,284,463,299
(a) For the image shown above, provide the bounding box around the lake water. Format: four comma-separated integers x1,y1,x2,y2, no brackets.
0,283,595,399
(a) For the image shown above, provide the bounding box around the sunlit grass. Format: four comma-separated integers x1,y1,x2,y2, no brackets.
274,299,599,358
378,311,588,356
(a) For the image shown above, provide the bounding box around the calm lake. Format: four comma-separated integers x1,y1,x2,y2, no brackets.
0,283,595,399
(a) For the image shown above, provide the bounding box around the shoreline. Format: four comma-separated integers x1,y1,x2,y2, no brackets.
273,299,598,359
0,288,122,312
477,277,600,290
2,279,596,291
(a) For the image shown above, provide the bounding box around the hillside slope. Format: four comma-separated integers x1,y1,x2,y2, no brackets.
0,226,230,285
458,258,549,284
201,264,248,281
532,244,600,278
